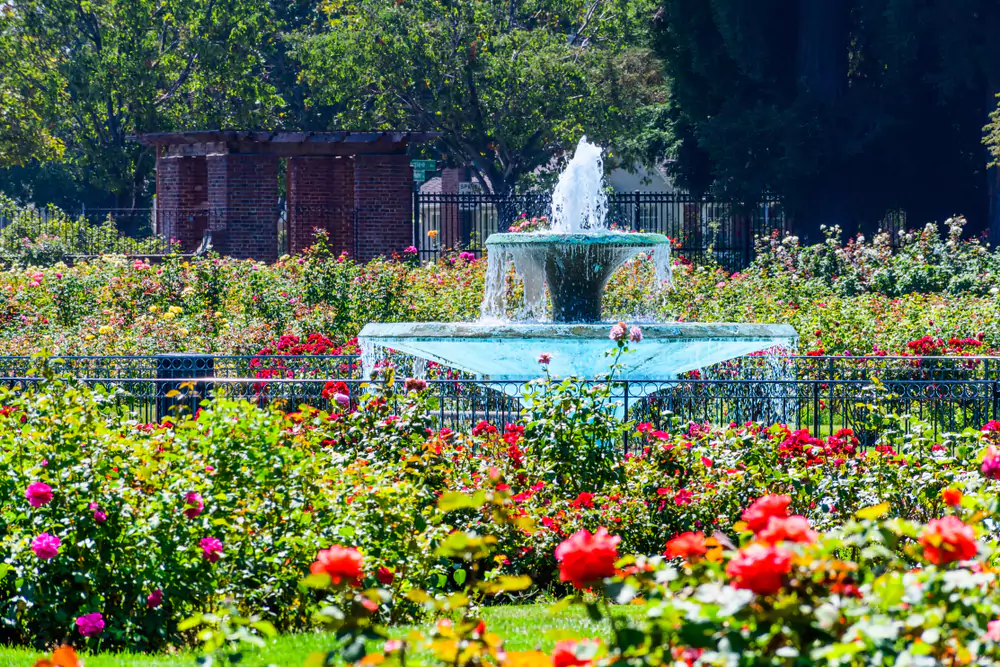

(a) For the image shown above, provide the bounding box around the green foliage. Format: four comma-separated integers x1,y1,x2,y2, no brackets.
3,355,1000,652
649,0,1000,234
293,0,665,195
0,0,284,206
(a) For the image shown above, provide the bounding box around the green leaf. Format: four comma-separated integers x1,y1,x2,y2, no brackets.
454,568,467,585
437,491,486,512
856,503,890,521
177,614,203,631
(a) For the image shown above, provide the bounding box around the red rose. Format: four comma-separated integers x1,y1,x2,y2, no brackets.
741,494,791,533
554,527,620,589
725,544,793,595
918,516,978,565
664,532,707,561
322,381,350,400
377,566,395,585
310,545,364,585
941,488,963,506
757,515,817,545
551,639,599,667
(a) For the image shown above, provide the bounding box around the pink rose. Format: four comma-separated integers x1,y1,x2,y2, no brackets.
183,492,204,519
31,532,60,559
146,588,163,608
76,612,105,637
25,482,53,508
89,502,107,523
200,536,223,563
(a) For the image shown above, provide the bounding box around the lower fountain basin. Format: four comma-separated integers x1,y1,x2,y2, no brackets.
358,321,798,381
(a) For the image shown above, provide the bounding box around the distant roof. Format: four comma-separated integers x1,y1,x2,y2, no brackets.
131,130,441,146
419,176,443,194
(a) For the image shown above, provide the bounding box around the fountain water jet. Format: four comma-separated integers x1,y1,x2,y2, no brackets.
359,136,796,388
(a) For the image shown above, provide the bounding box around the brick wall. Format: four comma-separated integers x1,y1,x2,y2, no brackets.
156,154,208,252
287,156,355,255
354,154,414,262
207,154,279,262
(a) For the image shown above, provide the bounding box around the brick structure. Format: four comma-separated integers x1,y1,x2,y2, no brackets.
155,156,208,252
206,154,280,263
133,131,439,263
287,156,354,255
354,154,414,261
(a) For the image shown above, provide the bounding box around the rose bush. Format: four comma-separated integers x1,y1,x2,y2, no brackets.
4,363,1000,650
0,210,999,358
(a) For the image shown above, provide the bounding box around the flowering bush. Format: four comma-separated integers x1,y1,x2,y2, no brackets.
0,210,999,358
4,360,1000,652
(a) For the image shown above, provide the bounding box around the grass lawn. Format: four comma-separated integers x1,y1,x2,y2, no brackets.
0,603,639,667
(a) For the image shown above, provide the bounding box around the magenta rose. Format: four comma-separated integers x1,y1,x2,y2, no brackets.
183,492,204,519
76,612,105,637
146,588,163,608
31,532,60,559
25,482,53,508
200,536,223,563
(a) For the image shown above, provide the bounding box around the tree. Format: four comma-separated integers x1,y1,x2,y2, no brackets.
650,0,1000,241
292,0,665,196
0,0,285,208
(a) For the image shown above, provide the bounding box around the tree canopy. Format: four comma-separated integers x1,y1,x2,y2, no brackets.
0,0,285,207
292,0,665,195
650,0,1000,239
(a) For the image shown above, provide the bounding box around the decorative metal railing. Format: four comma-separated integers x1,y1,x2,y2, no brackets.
1,354,998,449
413,192,788,270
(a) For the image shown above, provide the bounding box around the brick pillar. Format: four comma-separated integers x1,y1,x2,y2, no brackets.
207,154,279,262
354,154,413,262
287,156,355,255
155,154,208,252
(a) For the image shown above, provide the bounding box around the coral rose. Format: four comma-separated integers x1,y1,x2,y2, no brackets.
725,543,793,595
941,488,963,506
664,532,707,560
757,515,817,545
554,527,620,589
918,516,978,565
741,494,791,533
310,545,365,585
25,482,53,508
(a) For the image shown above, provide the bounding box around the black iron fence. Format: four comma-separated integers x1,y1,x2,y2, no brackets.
2,354,999,448
414,192,788,271
0,207,177,257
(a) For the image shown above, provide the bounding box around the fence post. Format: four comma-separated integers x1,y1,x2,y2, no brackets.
633,192,641,231
412,188,419,249
622,381,630,456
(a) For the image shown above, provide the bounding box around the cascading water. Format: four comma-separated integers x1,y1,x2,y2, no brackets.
358,134,797,390
482,136,673,323
549,137,608,233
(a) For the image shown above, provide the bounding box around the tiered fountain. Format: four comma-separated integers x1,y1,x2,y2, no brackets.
359,138,796,386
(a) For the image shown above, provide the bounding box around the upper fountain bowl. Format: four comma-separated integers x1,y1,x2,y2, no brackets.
484,231,672,323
